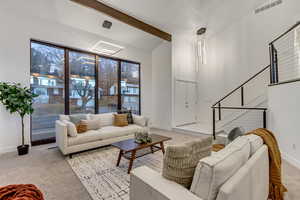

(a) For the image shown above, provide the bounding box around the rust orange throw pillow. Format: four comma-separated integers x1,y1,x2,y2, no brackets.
114,114,128,127
76,120,88,133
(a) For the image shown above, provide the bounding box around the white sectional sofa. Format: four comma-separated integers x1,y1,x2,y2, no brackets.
56,113,148,157
130,135,269,200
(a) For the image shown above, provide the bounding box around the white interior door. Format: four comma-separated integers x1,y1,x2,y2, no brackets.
186,82,197,123
174,80,197,126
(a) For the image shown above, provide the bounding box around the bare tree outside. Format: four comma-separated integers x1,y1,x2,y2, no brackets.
98,58,118,113
69,51,95,114
72,79,94,111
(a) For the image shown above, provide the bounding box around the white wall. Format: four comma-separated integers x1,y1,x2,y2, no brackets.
171,31,199,126
268,81,300,168
0,7,153,153
151,41,172,130
172,31,197,82
169,0,300,169
170,0,300,137
197,0,300,124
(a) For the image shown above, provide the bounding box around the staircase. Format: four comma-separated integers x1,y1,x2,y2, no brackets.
212,22,300,139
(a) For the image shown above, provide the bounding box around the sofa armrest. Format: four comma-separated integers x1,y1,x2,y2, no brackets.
55,120,68,155
130,166,202,200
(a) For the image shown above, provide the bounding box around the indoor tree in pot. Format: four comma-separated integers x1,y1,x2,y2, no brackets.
0,82,38,155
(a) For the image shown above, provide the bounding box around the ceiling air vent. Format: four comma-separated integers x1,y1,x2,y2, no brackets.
254,0,282,14
102,20,112,29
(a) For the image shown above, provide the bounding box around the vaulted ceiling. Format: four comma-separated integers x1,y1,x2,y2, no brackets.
1,0,268,51
98,0,210,33
97,0,270,36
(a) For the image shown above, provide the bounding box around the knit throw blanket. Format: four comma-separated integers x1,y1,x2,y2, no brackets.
0,184,44,200
248,128,287,200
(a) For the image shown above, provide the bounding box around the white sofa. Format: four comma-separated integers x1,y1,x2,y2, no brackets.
56,113,148,157
130,135,269,200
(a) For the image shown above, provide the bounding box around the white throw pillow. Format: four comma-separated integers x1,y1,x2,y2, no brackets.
81,119,101,130
133,115,147,127
62,120,78,137
90,113,115,127
190,136,250,200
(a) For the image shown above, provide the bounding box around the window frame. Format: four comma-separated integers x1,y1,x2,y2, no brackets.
30,39,141,145
120,61,141,115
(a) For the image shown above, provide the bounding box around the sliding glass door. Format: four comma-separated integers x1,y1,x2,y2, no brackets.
30,43,65,144
30,40,141,145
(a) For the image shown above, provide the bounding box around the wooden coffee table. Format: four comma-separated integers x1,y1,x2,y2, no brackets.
112,134,171,174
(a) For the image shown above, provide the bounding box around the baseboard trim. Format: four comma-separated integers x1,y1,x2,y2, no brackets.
172,127,211,136
150,126,172,131
282,151,300,170
0,146,16,154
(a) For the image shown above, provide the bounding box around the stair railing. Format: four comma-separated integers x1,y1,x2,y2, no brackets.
269,21,300,85
211,22,300,139
211,65,270,139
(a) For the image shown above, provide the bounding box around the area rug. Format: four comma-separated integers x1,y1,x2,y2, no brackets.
67,146,163,200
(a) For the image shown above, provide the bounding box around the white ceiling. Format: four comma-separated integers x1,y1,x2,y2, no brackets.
2,0,269,51
1,0,164,51
97,0,269,36
98,0,210,34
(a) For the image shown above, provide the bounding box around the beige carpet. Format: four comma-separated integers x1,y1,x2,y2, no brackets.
66,130,202,200
0,129,299,200
67,146,161,200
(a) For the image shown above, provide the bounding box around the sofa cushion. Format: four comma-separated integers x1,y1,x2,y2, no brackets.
68,125,142,146
62,120,77,137
81,119,101,130
98,125,143,140
68,130,102,146
190,136,250,200
216,145,269,200
243,135,263,156
90,113,114,127
162,137,212,188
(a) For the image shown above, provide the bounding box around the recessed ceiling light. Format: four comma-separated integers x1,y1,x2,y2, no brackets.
90,40,125,55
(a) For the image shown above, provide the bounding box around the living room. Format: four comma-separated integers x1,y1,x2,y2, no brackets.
0,0,300,200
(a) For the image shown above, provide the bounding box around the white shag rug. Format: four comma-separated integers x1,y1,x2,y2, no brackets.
67,146,163,200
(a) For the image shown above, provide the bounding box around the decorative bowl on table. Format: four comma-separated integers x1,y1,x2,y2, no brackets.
134,131,152,144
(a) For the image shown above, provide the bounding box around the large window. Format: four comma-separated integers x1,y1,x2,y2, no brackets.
30,43,65,144
98,57,118,113
30,41,141,145
121,61,140,114
69,52,96,114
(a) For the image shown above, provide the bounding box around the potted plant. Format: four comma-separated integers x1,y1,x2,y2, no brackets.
0,82,38,155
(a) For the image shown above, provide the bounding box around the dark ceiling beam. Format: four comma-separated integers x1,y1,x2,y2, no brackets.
70,0,172,42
